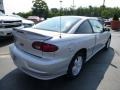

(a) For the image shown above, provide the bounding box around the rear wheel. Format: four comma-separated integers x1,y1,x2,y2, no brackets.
104,38,111,50
67,53,84,78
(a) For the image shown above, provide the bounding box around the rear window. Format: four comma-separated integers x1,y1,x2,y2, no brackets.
33,16,80,33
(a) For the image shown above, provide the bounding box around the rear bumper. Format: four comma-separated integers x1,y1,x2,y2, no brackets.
9,44,70,80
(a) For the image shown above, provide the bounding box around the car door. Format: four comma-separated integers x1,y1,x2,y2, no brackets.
74,20,96,59
89,19,108,54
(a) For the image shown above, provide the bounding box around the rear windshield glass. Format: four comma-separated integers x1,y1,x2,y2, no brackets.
33,16,80,33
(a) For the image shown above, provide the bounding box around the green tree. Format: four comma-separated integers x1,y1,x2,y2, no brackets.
17,11,32,18
101,9,111,18
17,5,120,19
113,14,119,21
49,8,59,17
32,0,48,19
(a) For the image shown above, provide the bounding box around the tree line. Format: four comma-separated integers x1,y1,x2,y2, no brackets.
16,0,120,19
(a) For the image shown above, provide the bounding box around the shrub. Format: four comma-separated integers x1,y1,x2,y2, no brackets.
113,14,119,21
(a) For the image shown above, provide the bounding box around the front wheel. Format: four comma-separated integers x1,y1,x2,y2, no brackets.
67,54,83,78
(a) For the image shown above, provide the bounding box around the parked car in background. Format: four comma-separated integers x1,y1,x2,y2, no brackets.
27,16,44,24
104,19,111,27
10,16,111,80
8,15,34,28
0,12,23,37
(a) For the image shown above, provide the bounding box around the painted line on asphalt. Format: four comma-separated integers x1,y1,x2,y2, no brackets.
114,49,120,56
0,53,10,55
0,55,10,59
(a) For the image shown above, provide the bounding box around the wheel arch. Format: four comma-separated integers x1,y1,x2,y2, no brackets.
67,48,87,78
74,48,87,63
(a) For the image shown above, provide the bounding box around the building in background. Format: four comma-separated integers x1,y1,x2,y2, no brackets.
0,0,4,13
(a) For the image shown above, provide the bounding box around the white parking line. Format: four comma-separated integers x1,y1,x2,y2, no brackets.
0,55,10,58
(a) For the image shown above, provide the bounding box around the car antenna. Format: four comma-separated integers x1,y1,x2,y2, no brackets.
59,0,62,38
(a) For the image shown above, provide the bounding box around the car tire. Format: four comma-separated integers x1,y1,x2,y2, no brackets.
67,53,84,79
104,38,111,50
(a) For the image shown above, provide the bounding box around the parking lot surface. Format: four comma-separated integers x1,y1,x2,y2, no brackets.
0,31,120,90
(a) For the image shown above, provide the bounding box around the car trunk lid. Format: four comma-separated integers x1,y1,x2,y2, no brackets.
13,28,57,57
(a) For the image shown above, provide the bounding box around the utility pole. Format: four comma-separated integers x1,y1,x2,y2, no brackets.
72,0,75,15
73,0,75,9
103,0,105,7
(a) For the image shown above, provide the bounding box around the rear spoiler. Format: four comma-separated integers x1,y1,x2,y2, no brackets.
13,27,52,41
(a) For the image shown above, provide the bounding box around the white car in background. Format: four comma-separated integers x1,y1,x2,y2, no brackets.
10,16,111,80
9,15,34,28
27,16,44,24
0,12,22,37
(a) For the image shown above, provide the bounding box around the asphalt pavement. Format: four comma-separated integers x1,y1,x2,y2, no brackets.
0,31,120,90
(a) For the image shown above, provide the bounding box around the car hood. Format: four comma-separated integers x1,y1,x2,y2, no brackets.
22,19,34,24
0,16,21,21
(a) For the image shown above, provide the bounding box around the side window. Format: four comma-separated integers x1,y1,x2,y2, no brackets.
89,19,103,33
75,20,93,34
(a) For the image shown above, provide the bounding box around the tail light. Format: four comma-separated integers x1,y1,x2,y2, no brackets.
32,41,58,52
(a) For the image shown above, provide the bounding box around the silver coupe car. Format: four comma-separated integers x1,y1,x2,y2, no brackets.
10,16,111,80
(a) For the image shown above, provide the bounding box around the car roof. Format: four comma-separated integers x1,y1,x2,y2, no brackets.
53,16,97,20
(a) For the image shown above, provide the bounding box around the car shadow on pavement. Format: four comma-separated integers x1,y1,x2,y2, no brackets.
0,36,13,47
0,47,115,90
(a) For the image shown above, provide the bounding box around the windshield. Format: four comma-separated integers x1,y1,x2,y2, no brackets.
0,11,5,16
33,16,80,33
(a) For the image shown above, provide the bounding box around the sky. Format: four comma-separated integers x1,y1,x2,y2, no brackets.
3,0,120,14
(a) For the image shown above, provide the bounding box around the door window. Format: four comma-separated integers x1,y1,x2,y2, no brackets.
89,20,103,33
75,20,93,34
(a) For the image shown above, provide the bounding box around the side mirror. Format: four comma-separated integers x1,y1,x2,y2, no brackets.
103,27,110,32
